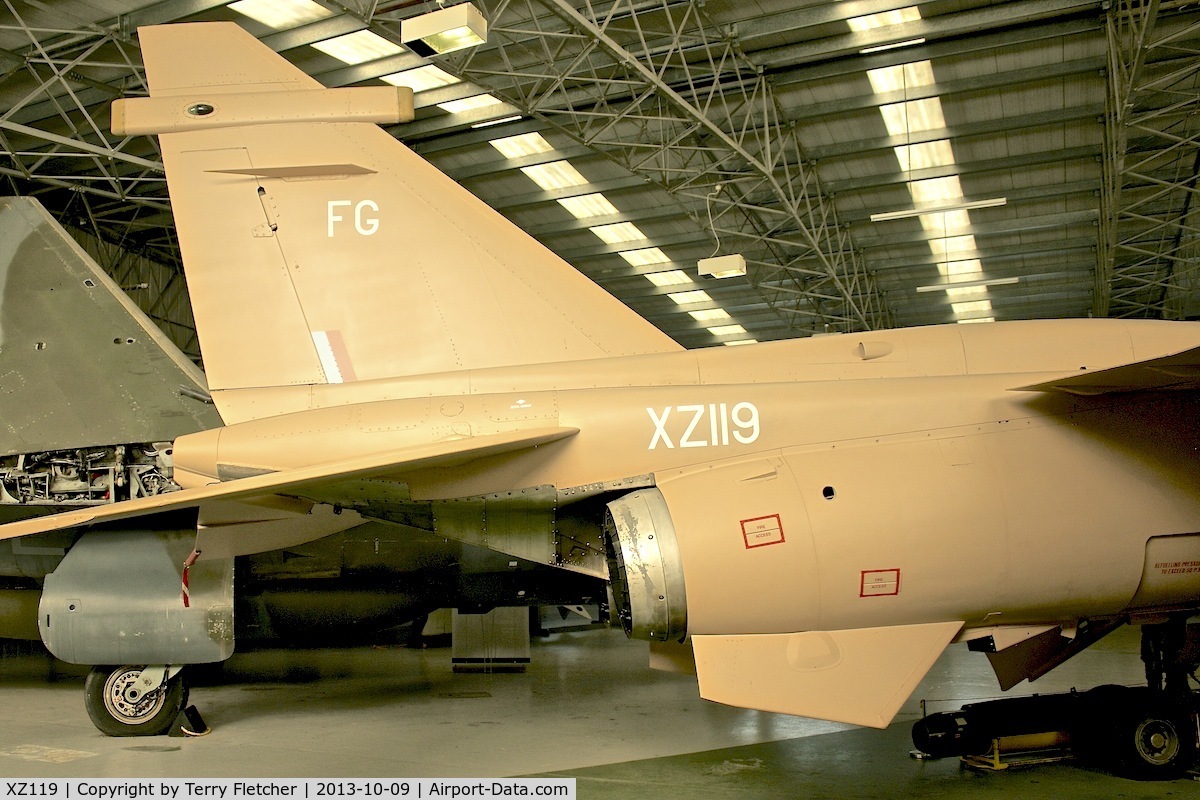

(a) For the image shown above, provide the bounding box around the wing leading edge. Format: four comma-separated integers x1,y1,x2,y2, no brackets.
1015,344,1200,395
0,427,578,543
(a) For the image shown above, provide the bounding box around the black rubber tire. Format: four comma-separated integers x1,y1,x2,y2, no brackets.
1111,702,1196,780
84,665,187,737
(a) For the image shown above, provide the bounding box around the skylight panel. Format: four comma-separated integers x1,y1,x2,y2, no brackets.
920,211,972,237
951,299,993,316
927,236,977,259
646,270,691,287
311,30,403,65
438,94,504,114
688,308,731,321
520,161,588,191
880,98,946,136
724,339,757,346
590,222,645,244
910,176,964,205
945,286,988,301
619,247,671,266
707,324,747,336
866,62,935,94
894,140,955,172
848,6,921,31
228,0,333,30
941,259,984,279
558,193,618,219
668,290,712,305
957,317,995,324
382,65,458,92
489,132,553,159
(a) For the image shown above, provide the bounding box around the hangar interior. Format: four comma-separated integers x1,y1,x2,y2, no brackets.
3,0,1200,789
2,0,1200,361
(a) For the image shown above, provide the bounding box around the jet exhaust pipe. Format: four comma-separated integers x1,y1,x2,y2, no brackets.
604,488,687,643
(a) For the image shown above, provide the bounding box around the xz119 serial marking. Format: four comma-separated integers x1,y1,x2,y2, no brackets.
647,402,760,449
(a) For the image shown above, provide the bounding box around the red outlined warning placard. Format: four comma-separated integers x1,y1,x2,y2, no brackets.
741,514,785,548
860,568,901,597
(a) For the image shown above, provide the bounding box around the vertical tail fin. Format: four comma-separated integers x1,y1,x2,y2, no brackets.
128,23,679,421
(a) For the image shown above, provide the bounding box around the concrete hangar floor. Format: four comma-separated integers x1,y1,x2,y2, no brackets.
0,625,1191,798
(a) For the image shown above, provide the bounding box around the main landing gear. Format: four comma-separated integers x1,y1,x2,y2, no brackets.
84,665,188,737
912,618,1200,780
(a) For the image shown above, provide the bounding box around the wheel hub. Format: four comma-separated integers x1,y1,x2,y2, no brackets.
104,668,166,724
1134,718,1180,766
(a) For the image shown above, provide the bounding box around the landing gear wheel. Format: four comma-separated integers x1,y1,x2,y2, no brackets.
84,665,187,737
1113,704,1195,780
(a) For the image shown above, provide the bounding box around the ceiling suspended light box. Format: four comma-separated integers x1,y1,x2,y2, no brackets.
870,197,1007,222
402,3,488,57
698,254,746,278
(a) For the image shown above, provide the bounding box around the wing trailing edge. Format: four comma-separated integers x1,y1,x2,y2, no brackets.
691,621,963,728
0,427,578,543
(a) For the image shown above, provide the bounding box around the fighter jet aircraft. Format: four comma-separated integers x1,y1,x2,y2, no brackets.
2,22,1200,776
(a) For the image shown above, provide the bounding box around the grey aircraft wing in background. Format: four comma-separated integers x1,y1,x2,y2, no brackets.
0,197,221,455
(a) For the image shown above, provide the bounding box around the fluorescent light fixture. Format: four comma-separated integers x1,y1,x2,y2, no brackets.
472,115,522,128
668,290,712,305
861,38,926,54
229,0,333,29
707,324,747,336
647,270,692,287
590,223,646,244
312,30,403,65
916,276,1019,293
382,65,458,92
724,339,757,346
688,308,731,321
401,3,487,56
437,93,503,114
871,197,1007,222
558,193,618,219
489,132,552,159
619,247,671,267
519,160,587,191
698,253,746,278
